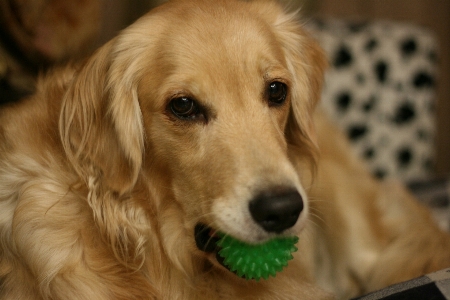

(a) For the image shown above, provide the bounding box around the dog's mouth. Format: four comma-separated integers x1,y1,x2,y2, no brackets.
194,223,229,270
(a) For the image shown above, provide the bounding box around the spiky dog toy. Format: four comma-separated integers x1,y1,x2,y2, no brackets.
216,234,299,281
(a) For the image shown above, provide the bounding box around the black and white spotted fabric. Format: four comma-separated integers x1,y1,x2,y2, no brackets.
307,19,438,181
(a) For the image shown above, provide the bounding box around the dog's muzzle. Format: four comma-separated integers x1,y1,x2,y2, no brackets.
194,188,303,274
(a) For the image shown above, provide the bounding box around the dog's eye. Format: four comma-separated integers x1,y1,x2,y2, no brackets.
169,97,203,120
267,81,287,106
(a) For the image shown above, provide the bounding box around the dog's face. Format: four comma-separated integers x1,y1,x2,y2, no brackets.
139,2,309,244
60,0,326,274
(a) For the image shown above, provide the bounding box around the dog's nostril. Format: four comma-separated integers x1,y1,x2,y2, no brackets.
249,189,303,233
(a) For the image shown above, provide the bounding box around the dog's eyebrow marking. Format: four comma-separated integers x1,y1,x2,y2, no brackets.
263,68,292,82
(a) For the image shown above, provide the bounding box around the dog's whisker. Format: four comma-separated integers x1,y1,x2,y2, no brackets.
306,214,325,232
308,207,329,230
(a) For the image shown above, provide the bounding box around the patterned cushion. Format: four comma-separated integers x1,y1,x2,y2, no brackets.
307,19,438,181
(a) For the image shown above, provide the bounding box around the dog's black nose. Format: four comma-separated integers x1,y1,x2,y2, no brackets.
249,189,303,233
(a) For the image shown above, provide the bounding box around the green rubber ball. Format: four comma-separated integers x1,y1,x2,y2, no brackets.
216,234,299,281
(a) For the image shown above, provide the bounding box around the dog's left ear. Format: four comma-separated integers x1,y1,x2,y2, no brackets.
60,38,145,196
59,34,150,268
271,10,328,161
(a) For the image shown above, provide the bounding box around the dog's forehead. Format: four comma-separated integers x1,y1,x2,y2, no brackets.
152,1,289,98
174,5,283,59
132,0,295,113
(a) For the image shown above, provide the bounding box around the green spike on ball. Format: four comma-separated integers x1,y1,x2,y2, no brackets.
216,234,299,281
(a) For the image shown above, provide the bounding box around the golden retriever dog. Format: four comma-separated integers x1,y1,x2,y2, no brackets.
1,0,449,299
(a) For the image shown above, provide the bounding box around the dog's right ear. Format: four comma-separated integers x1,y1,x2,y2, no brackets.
270,9,328,163
59,39,144,196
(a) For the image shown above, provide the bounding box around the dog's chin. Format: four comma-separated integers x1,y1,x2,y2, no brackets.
194,224,229,269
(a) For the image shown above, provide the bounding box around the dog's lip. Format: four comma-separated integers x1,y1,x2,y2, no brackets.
194,223,221,253
194,223,233,272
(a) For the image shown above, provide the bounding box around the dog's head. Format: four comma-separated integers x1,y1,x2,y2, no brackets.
60,0,326,277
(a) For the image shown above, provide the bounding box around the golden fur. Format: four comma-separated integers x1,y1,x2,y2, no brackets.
1,0,449,299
